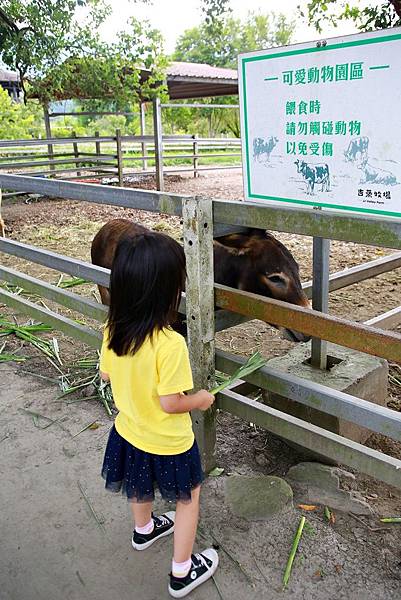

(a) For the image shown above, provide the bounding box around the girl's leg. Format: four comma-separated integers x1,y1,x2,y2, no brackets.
173,485,200,563
130,500,153,528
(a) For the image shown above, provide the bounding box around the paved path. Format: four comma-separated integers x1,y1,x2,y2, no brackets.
1,364,400,600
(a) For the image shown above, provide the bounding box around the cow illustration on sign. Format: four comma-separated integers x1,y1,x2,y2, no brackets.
343,136,398,186
357,161,397,185
294,160,330,195
344,136,369,164
253,136,278,163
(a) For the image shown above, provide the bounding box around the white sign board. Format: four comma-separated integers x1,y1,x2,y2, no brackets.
238,29,401,218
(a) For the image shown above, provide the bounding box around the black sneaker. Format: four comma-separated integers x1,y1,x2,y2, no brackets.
168,549,219,598
132,511,175,551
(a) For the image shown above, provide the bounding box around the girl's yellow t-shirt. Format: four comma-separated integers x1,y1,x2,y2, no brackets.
100,327,194,455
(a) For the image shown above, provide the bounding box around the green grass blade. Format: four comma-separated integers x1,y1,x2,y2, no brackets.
211,352,266,395
282,516,306,589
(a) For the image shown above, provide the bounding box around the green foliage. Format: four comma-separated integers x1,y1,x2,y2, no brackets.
0,1,167,105
201,0,232,26
50,117,87,138
86,114,140,136
301,0,401,32
173,11,294,69
0,87,43,138
172,9,294,137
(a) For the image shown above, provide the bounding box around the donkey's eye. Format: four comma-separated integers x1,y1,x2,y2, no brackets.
267,275,286,285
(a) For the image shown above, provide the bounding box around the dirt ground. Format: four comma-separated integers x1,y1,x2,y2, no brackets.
1,170,401,599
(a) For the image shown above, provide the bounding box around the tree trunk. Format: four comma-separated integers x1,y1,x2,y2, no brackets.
391,0,401,19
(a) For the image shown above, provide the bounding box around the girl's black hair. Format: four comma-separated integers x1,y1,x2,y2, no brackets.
107,231,186,356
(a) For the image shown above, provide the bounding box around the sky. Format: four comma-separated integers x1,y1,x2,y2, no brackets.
99,0,364,54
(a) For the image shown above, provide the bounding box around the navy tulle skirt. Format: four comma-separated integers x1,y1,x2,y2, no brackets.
101,425,203,503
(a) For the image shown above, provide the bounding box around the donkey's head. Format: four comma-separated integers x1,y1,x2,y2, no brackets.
214,229,310,342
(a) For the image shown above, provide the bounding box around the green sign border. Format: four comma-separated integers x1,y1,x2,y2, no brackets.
241,32,401,219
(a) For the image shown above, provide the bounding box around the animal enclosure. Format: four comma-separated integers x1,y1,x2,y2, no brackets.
0,132,242,198
0,172,401,484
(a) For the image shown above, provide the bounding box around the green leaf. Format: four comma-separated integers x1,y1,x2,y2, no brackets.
209,467,225,477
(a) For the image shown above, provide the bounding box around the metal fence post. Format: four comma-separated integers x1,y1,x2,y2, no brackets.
310,237,330,369
115,129,123,186
192,134,199,178
152,96,164,191
43,103,55,172
140,102,148,172
95,131,101,178
182,196,216,473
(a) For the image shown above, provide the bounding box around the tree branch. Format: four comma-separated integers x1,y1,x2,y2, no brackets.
0,7,20,33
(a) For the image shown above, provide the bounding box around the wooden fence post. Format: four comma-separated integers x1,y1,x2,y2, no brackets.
95,131,101,157
152,96,164,191
182,196,216,473
0,188,5,237
192,134,199,178
72,131,81,177
43,103,55,172
115,129,123,186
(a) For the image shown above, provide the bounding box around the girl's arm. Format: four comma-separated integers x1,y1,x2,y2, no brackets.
160,389,214,414
100,371,110,382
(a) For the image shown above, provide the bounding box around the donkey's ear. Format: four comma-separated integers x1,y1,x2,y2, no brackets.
214,229,272,255
213,235,252,256
215,228,268,246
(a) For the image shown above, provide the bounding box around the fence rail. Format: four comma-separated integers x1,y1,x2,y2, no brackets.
1,173,401,486
0,133,242,191
215,349,401,442
218,388,401,489
2,173,401,248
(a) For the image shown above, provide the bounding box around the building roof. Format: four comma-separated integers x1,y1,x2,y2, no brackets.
166,62,238,99
19,60,239,101
0,67,19,83
168,61,237,80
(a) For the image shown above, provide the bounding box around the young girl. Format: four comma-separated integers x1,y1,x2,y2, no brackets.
100,230,218,598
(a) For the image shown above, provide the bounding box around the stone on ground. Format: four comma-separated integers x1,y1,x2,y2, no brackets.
225,475,293,520
287,462,372,515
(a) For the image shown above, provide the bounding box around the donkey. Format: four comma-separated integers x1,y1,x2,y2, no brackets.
91,219,310,343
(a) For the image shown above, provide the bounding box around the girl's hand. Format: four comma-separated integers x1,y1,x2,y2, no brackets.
196,389,215,411
159,389,215,414
100,370,110,382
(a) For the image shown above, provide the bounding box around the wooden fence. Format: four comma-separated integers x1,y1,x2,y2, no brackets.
0,132,241,197
0,173,401,485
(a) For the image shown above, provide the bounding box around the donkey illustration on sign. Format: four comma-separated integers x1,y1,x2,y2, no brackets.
294,160,330,195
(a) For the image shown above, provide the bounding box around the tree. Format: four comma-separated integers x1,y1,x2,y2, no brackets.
301,0,401,32
0,1,166,105
173,11,294,69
